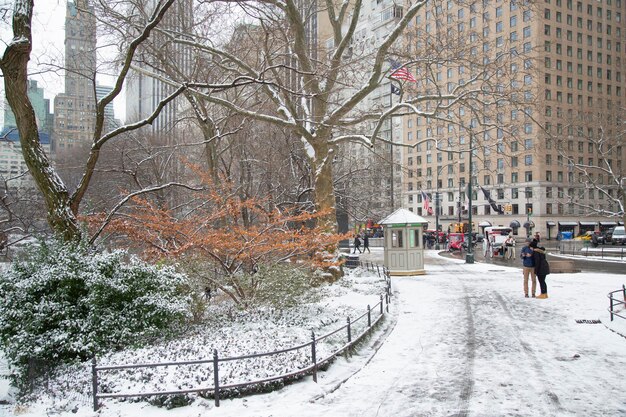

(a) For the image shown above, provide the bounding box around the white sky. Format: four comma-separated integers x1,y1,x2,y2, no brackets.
2,249,625,417
1,1,126,124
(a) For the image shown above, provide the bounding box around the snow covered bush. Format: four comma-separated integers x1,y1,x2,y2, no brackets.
236,264,319,308
0,238,193,391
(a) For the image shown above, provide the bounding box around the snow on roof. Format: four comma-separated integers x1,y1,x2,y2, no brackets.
379,208,428,225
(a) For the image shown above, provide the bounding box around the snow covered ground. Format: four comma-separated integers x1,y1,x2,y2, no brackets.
1,249,625,416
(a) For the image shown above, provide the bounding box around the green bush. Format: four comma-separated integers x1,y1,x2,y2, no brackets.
0,238,192,391
249,264,318,308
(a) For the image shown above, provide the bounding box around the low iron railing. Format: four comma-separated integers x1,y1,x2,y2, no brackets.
559,241,626,259
608,285,626,322
92,264,391,411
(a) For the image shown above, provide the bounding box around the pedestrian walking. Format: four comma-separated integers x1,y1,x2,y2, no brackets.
520,238,537,298
353,234,362,254
530,241,550,299
363,234,371,253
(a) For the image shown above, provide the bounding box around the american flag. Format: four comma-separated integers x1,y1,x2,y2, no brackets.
389,60,417,83
421,190,433,215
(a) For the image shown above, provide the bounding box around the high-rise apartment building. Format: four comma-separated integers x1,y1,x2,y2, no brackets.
53,0,98,153
323,0,407,225
402,0,625,239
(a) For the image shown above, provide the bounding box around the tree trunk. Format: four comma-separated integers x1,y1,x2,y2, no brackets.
311,138,338,232
0,0,80,241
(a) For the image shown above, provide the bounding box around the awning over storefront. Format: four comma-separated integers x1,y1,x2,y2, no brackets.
510,220,521,228
599,221,617,226
478,221,492,227
523,220,535,228
558,221,578,226
546,221,556,227
579,221,597,226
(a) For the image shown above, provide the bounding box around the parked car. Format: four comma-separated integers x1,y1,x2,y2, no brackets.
586,231,605,246
611,226,626,245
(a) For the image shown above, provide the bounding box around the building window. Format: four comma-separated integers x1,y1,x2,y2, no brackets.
525,171,533,182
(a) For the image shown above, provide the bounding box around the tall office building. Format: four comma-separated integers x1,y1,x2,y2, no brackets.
402,0,625,239
53,0,98,153
3,79,52,135
1,79,53,187
125,0,193,134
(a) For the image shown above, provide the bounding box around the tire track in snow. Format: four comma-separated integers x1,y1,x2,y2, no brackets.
449,285,476,417
428,257,476,417
492,291,565,415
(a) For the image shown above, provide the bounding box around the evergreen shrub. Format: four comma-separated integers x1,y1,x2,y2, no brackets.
0,238,192,390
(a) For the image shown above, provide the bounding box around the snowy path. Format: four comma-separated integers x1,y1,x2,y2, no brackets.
213,252,626,417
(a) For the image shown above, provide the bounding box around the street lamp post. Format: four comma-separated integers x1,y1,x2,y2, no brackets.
465,143,474,264
434,163,453,250
525,189,531,238
435,187,441,250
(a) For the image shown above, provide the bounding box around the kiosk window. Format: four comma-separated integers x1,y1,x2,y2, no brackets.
392,230,403,248
410,229,420,247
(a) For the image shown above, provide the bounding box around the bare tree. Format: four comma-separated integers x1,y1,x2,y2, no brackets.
126,0,537,233
550,108,626,224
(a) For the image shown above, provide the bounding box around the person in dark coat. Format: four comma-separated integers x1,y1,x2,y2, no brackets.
363,234,371,253
530,240,550,299
353,234,362,254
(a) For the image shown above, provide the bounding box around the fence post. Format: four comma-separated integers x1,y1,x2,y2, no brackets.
311,331,317,383
385,293,389,312
610,295,614,321
623,285,626,309
380,295,384,315
347,316,352,343
367,305,371,327
376,264,380,277
92,357,99,412
213,349,220,407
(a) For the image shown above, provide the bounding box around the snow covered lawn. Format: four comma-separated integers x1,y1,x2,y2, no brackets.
0,266,390,415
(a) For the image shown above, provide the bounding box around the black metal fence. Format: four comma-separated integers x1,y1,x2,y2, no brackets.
559,241,626,259
92,263,391,411
608,285,626,322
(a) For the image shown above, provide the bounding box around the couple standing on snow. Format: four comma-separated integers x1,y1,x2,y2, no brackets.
520,237,550,299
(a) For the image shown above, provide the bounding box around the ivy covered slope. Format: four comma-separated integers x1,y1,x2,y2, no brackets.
0,239,193,391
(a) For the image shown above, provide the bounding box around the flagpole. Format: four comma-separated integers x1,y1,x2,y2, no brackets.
390,86,395,212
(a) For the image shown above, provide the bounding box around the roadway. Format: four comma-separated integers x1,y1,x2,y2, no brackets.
444,243,626,274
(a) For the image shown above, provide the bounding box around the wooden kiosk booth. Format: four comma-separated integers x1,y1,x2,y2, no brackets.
379,208,428,276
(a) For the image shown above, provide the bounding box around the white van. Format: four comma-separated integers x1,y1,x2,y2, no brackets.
611,226,625,245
